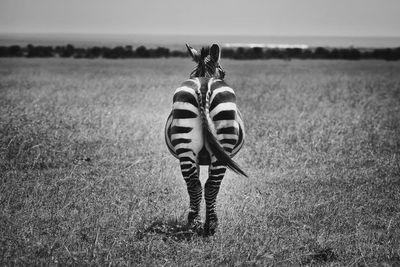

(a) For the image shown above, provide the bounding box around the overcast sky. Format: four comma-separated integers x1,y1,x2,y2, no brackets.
0,0,399,37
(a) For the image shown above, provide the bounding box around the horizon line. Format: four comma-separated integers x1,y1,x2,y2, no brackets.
1,31,400,39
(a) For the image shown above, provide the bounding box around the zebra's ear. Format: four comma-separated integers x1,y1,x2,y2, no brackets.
186,43,200,63
210,44,221,63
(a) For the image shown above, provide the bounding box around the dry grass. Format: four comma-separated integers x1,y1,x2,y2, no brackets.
1,58,400,266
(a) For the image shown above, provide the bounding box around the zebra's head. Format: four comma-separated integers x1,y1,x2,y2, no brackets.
186,43,225,80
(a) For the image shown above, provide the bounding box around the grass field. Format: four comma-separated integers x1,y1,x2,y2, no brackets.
1,57,400,266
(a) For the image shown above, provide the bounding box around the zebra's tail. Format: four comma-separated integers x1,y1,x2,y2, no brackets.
196,84,248,178
204,122,248,177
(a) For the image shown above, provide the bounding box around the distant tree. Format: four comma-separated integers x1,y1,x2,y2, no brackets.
235,47,246,59
0,45,23,57
26,44,53,57
286,48,303,59
374,48,395,60
26,44,35,57
330,49,340,59
251,47,263,59
60,44,75,57
9,45,23,57
264,49,284,59
302,49,313,59
170,50,186,57
393,47,400,60
313,47,330,59
136,46,150,58
101,47,111,58
124,45,135,58
149,47,170,58
112,46,126,58
0,46,7,57
347,48,361,60
72,48,86,58
221,48,235,59
87,46,102,58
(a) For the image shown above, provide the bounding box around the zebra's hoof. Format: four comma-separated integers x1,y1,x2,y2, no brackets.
187,212,202,231
188,219,203,236
203,220,218,237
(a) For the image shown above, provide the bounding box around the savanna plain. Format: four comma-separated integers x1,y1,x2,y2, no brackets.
1,57,400,266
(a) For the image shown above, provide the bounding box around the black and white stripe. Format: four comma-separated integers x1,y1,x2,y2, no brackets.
164,44,246,235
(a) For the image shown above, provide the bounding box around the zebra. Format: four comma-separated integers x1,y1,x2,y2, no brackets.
164,43,247,236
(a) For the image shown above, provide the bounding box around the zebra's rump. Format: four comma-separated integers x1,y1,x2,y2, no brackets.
164,109,244,166
164,111,210,165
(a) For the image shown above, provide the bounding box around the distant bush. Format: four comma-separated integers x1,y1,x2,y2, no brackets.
26,44,54,57
0,44,399,60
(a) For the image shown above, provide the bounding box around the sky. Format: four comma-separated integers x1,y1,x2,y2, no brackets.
0,0,399,37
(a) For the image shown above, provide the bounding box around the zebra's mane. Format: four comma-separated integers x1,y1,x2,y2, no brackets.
199,46,210,61
190,46,225,79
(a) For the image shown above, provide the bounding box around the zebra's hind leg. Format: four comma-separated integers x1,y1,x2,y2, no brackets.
179,155,202,230
204,156,226,236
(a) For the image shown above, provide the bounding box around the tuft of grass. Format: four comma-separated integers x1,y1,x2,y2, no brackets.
1,58,400,265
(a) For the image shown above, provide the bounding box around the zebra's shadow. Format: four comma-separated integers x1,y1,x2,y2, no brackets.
137,218,202,242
